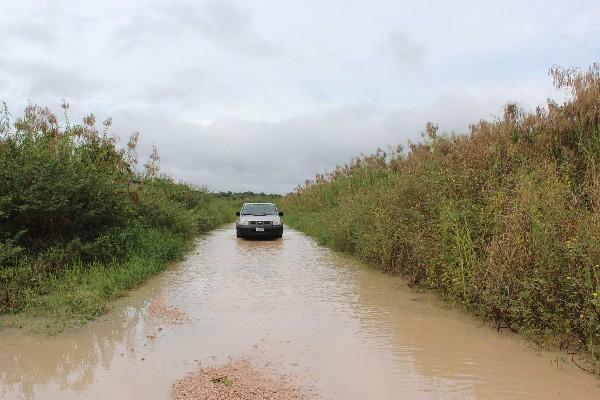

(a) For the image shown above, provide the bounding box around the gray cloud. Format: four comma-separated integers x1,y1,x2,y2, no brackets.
383,31,426,72
0,57,103,104
0,21,59,49
112,0,280,58
108,90,511,193
24,64,102,99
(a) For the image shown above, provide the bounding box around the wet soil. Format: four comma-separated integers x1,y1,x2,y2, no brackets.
172,358,306,400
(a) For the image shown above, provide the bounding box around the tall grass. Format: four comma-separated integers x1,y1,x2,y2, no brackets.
0,104,243,328
282,65,600,362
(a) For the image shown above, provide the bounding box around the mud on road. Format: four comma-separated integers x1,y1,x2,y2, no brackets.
1,225,600,399
172,358,306,400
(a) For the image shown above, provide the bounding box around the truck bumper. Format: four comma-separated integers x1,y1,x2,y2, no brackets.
236,225,283,238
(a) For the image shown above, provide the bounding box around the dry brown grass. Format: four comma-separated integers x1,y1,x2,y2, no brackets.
282,64,600,367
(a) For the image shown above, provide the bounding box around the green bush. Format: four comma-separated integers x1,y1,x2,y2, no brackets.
0,104,238,323
0,106,133,251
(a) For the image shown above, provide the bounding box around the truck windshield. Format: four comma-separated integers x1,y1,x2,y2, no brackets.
241,204,278,216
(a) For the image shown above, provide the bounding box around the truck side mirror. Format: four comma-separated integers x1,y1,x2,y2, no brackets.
235,211,240,216
278,211,284,216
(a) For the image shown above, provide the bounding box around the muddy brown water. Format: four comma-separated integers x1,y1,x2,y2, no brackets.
1,225,600,399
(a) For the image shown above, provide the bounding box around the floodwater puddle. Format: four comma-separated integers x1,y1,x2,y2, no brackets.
1,225,599,399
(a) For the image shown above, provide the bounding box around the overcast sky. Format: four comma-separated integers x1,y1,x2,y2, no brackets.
1,0,599,193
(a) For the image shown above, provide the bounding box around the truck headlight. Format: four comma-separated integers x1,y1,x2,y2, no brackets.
239,218,249,226
273,217,282,226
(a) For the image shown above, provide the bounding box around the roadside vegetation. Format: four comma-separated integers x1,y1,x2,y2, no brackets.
0,103,270,330
282,65,600,369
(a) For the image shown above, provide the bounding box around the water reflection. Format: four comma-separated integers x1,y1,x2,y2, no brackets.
0,302,147,399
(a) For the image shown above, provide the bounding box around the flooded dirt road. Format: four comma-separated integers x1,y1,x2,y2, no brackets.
1,225,600,399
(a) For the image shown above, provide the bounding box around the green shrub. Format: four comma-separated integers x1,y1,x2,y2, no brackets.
0,106,134,250
0,104,238,323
